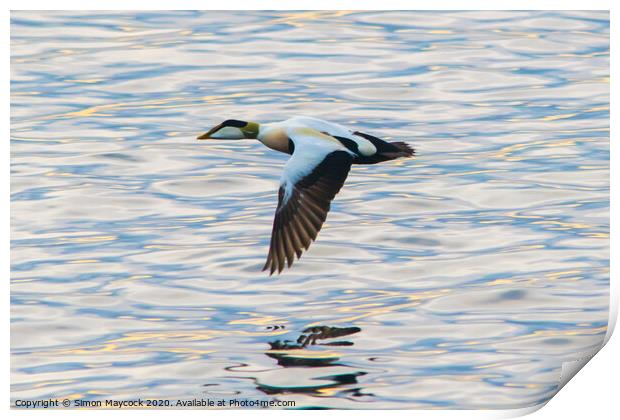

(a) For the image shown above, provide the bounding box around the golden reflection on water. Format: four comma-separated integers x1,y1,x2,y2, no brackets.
272,10,353,28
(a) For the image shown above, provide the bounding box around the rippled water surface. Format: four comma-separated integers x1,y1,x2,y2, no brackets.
11,11,609,409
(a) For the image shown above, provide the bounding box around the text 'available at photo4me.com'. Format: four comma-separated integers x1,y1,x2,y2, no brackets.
15,397,297,409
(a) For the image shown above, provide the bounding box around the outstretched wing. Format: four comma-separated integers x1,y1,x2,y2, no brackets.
263,131,353,275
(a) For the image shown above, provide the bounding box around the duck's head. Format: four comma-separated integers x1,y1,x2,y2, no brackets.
197,119,259,140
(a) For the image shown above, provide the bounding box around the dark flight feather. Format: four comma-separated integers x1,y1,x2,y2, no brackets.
262,151,353,275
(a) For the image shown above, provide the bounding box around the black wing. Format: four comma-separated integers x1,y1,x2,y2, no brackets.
263,150,353,275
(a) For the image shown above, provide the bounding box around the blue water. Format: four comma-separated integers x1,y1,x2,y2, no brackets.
11,11,609,409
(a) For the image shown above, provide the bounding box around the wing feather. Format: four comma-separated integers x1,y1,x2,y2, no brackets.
263,148,353,275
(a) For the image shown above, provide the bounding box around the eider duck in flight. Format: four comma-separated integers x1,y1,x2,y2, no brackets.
197,116,415,275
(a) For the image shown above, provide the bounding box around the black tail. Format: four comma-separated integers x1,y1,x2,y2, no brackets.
352,131,416,164
385,141,415,158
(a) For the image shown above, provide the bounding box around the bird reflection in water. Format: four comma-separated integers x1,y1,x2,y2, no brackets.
256,325,371,400
268,326,361,355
